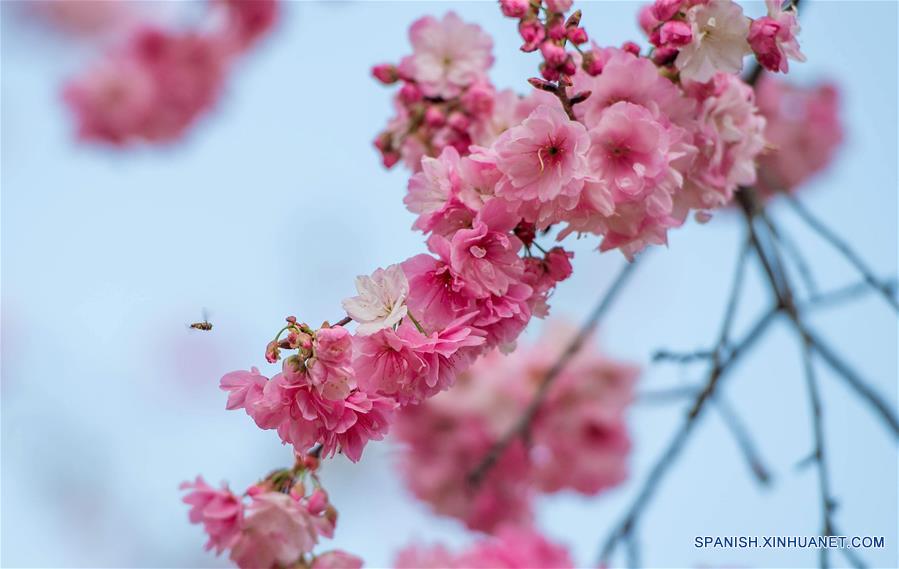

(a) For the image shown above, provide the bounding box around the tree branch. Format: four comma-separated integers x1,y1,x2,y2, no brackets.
799,337,835,569
598,306,779,565
467,257,641,486
782,192,898,312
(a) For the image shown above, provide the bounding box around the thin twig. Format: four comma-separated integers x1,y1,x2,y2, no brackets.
714,396,772,486
782,192,898,312
652,349,713,364
763,213,820,298
799,336,834,569
467,257,640,486
598,307,779,565
636,385,701,404
803,278,898,311
800,325,899,438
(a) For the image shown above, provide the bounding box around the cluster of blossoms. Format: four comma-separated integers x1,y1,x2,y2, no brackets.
394,323,637,532
639,0,804,81
376,3,790,258
395,527,573,568
64,0,278,145
181,454,361,569
184,0,820,565
754,75,843,197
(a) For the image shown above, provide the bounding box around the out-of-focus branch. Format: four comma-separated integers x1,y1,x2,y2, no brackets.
782,192,898,312
467,257,640,487
714,396,773,486
798,337,835,569
598,306,779,565
802,278,898,311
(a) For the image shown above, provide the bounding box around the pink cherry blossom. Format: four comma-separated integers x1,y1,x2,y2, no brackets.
312,551,365,569
444,200,525,298
406,12,494,98
748,0,805,74
180,477,243,555
491,105,590,226
755,76,843,197
353,322,433,405
395,527,573,568
403,251,476,332
405,147,475,236
575,48,694,127
675,0,751,83
307,326,355,401
342,264,409,335
228,492,320,569
587,101,680,203
682,72,767,209
218,0,279,52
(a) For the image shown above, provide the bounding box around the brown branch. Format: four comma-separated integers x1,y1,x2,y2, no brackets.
467,256,641,487
782,192,898,312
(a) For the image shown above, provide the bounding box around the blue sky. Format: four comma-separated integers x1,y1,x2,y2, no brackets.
2,1,896,567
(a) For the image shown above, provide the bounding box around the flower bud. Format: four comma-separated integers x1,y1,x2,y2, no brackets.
371,63,399,84
499,0,530,18
567,27,588,45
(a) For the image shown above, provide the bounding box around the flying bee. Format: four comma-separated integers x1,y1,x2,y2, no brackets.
189,309,213,331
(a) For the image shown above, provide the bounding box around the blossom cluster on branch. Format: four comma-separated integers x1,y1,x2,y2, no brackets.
181,454,361,569
394,323,637,532
180,1,832,566
63,0,278,145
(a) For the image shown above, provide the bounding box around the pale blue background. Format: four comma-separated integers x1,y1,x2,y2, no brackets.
1,1,896,567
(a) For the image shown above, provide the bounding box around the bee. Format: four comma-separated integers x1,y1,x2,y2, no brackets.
189,309,213,331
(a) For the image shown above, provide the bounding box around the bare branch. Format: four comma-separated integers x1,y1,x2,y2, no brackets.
800,326,899,438
467,257,641,486
803,278,898,311
799,337,835,569
782,192,898,312
597,306,778,565
714,396,773,486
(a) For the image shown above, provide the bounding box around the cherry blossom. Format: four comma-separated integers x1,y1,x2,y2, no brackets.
675,0,752,83
748,0,806,74
342,264,410,335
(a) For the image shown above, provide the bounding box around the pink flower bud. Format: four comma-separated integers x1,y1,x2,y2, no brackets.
651,45,679,66
265,340,281,363
560,57,577,76
652,0,683,22
447,112,470,131
424,106,446,127
547,19,567,40
621,41,641,56
566,27,588,45
500,0,530,18
540,64,561,81
307,489,329,515
659,20,692,46
371,63,399,85
545,247,574,281
381,150,400,168
540,41,568,67
399,82,422,104
460,81,495,116
639,4,660,35
545,0,573,13
519,19,545,52
581,51,604,76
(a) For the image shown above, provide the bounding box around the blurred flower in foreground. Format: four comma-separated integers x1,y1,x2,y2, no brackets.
393,321,638,532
